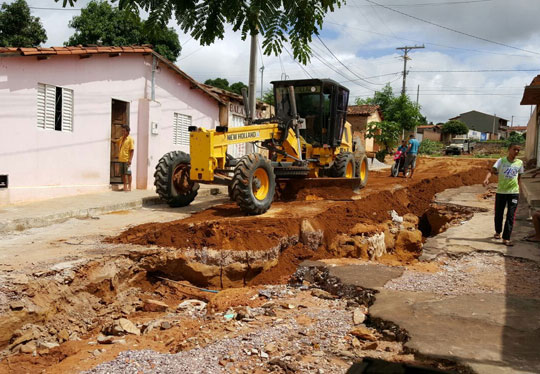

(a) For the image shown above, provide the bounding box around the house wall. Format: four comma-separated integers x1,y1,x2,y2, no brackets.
348,112,381,152
421,129,441,142
145,57,219,189
525,107,538,162
455,111,507,135
0,53,219,204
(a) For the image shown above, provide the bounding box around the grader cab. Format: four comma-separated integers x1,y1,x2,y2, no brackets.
154,78,368,215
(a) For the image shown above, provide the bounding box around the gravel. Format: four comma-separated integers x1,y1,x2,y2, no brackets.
367,158,391,171
84,288,355,374
385,252,540,297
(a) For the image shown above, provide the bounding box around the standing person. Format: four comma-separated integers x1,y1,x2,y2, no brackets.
404,134,420,178
483,143,524,246
115,125,135,191
397,140,408,155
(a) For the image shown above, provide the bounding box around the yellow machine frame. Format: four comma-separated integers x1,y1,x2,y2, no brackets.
189,122,355,183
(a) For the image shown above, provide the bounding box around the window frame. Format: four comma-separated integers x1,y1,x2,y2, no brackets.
37,83,74,132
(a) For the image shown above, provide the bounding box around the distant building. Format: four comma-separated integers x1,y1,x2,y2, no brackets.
449,111,508,140
506,126,527,136
347,105,383,152
416,124,442,142
201,84,271,158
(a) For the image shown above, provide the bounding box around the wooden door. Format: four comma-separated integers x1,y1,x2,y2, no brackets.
110,99,129,184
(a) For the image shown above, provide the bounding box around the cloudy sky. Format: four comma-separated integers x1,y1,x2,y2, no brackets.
12,0,540,125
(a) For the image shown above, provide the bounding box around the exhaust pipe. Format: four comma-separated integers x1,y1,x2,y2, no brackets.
241,87,251,125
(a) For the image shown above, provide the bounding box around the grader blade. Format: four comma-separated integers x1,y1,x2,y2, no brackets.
278,177,362,200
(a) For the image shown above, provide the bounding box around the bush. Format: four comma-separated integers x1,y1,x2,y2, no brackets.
419,139,444,155
505,132,525,147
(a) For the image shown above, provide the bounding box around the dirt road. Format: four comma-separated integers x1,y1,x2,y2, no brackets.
0,157,499,373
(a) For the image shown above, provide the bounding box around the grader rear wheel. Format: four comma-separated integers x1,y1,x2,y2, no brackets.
355,155,369,188
331,152,356,178
154,151,199,207
231,153,276,215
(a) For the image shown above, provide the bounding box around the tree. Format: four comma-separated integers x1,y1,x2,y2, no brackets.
56,0,344,64
66,0,181,61
356,84,423,132
229,82,248,96
0,0,47,47
204,78,230,91
365,120,402,162
442,120,468,136
262,89,275,105
204,78,248,96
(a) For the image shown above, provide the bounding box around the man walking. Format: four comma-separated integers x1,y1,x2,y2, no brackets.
115,125,135,191
483,143,524,246
404,134,420,178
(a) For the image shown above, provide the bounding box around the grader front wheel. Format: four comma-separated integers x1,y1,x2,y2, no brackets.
154,151,199,207
231,153,276,215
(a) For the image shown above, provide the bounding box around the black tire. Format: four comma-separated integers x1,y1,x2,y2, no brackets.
154,151,199,208
391,162,399,177
231,153,276,215
331,152,356,178
355,155,369,187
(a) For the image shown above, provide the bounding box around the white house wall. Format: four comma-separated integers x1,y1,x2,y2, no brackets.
0,53,220,204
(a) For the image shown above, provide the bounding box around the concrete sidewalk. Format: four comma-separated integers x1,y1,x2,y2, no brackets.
0,186,225,234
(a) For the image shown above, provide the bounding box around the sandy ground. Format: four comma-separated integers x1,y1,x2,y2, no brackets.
0,157,506,374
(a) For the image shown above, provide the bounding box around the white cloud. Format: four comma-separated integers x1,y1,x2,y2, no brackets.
10,0,539,124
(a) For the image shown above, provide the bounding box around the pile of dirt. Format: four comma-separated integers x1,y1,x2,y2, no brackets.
107,159,493,286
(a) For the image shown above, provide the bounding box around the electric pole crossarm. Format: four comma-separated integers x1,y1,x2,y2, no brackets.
396,45,425,96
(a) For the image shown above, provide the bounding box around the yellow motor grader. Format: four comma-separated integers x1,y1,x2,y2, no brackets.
154,78,369,215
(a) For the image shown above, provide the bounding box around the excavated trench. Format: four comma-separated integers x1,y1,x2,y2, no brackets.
0,159,495,372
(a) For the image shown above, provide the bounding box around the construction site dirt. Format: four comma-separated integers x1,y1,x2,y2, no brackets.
1,157,518,374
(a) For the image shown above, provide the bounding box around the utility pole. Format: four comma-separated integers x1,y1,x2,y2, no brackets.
245,33,258,154
492,113,497,140
396,45,424,96
416,84,420,107
259,65,264,100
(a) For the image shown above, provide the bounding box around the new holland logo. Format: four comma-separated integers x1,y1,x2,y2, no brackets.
227,131,260,141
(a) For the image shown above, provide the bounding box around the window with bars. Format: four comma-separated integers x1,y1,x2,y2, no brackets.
173,113,191,146
37,83,74,132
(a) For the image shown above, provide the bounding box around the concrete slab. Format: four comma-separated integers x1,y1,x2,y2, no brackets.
370,290,540,374
0,186,226,234
313,184,540,374
328,264,404,290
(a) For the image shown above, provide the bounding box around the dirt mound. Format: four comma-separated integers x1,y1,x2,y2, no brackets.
108,158,493,285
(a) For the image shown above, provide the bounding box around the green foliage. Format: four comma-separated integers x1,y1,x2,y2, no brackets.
442,120,468,135
229,82,248,96
56,0,344,64
366,120,402,160
204,78,230,91
505,132,525,147
0,0,47,47
204,78,248,96
262,89,275,105
356,84,424,132
66,0,181,61
419,139,444,155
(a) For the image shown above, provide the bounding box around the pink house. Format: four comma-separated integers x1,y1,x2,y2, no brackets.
0,46,227,205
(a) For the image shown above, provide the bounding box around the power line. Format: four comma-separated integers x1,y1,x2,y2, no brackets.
29,6,82,10
282,45,313,79
324,19,535,59
411,69,540,72
365,0,540,56
315,34,380,86
351,0,495,7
